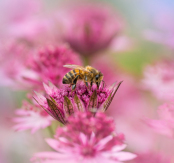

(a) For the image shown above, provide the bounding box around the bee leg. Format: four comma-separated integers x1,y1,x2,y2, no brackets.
72,84,76,90
90,81,93,90
71,75,79,91
84,75,89,90
85,82,88,88
102,80,106,89
96,82,99,89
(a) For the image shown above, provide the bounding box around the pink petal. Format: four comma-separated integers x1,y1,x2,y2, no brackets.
13,117,30,122
31,126,40,134
112,152,137,161
111,144,127,152
95,135,113,150
43,82,53,95
33,152,67,159
13,124,34,132
94,156,118,163
58,137,69,144
89,132,95,144
79,132,87,144
33,91,46,106
46,139,60,151
15,109,29,115
145,118,173,137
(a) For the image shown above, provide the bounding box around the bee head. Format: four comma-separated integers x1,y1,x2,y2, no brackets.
95,72,103,89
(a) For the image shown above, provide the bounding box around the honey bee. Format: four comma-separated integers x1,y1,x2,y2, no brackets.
62,64,104,90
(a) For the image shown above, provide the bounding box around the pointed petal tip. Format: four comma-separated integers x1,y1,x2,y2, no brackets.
43,82,54,95
43,82,48,89
111,80,123,86
33,91,43,98
33,90,38,95
33,91,41,99
33,91,44,98
64,96,71,101
48,81,56,88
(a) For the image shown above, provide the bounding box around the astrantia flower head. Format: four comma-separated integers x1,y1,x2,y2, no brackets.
55,112,123,144
0,41,31,88
22,44,82,90
145,103,174,138
34,81,122,124
32,112,136,163
142,60,174,101
59,3,123,56
13,101,53,133
0,42,81,90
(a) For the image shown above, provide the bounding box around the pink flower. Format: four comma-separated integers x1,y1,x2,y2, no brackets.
0,0,53,44
128,152,170,163
0,41,32,89
7,17,52,44
93,61,150,117
24,44,81,90
142,60,174,101
13,101,53,133
59,3,123,56
34,81,122,124
145,103,174,138
0,43,81,90
93,61,157,151
32,112,136,163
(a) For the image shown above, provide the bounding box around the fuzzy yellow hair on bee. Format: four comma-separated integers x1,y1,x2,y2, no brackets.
62,64,103,90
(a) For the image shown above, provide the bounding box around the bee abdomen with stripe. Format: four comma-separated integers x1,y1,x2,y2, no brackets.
62,70,78,84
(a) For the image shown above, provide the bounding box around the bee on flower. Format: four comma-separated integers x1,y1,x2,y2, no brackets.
34,80,122,125
62,64,104,90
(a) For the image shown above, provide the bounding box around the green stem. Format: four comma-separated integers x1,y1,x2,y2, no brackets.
47,125,54,137
82,55,90,66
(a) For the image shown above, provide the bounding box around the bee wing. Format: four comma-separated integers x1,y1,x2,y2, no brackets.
63,64,90,72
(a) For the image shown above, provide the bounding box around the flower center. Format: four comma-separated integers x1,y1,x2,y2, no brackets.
81,145,96,157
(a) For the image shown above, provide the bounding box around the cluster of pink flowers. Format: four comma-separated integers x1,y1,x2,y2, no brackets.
58,4,123,56
3,1,174,162
34,81,122,124
32,112,136,163
13,101,53,133
145,102,174,138
142,60,174,101
0,2,139,162
0,43,81,90
24,44,81,90
0,41,31,88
